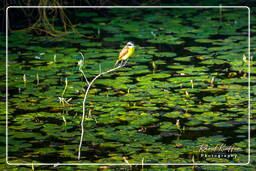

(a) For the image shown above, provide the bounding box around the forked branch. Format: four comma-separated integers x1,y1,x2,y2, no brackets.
77,52,128,160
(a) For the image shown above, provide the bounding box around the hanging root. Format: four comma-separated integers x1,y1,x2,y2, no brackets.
11,0,77,37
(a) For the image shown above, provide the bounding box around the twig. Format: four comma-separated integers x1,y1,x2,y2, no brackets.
58,78,72,107
61,78,68,98
79,52,90,85
79,69,90,85
77,61,127,160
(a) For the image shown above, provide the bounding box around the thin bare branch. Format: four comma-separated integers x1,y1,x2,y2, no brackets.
78,61,127,160
79,52,89,85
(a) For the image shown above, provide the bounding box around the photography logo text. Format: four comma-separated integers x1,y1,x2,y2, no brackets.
198,144,241,159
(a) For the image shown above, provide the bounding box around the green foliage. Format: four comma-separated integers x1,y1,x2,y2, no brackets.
4,7,252,167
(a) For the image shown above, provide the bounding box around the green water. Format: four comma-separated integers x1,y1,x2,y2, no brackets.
2,7,254,167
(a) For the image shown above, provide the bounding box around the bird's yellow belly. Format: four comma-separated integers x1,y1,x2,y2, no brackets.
121,48,134,60
121,54,129,60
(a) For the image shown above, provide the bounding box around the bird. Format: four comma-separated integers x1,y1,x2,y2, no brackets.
115,42,135,66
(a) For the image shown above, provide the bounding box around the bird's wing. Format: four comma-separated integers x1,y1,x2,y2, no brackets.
118,46,129,59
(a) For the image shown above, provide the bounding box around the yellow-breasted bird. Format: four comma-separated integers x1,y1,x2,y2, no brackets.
115,42,135,65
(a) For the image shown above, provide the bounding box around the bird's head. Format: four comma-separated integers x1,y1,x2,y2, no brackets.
127,42,135,48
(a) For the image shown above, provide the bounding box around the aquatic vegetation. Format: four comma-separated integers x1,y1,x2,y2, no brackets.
4,7,252,167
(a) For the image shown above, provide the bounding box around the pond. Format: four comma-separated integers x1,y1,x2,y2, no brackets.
3,7,252,166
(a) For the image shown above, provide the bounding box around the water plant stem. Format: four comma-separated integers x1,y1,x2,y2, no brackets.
23,74,27,84
61,78,68,98
36,73,39,85
79,52,89,85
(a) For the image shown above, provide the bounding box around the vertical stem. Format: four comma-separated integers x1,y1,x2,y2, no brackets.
36,73,39,85
219,4,222,25
79,52,89,85
23,74,27,85
78,81,91,160
61,77,68,98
